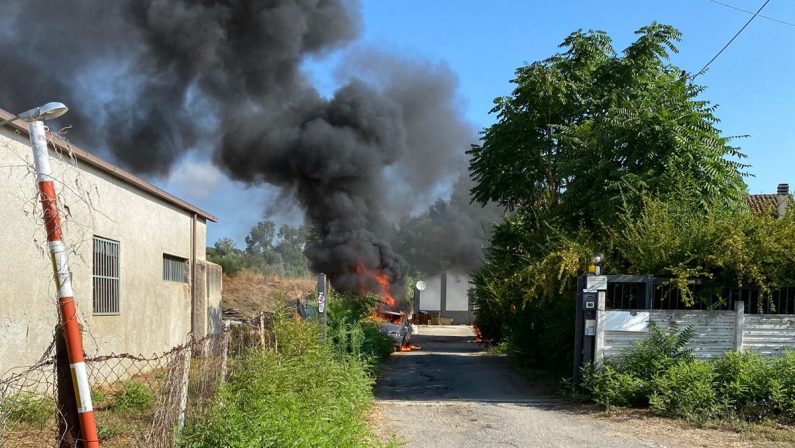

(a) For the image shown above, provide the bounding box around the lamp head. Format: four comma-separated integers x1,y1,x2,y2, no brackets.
17,102,68,122
591,252,605,265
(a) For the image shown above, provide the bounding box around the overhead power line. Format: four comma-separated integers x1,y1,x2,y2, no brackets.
709,0,795,28
693,0,772,79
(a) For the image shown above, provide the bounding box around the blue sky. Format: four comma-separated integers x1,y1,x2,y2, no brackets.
160,0,795,246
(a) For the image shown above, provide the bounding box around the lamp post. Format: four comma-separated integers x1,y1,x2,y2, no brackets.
1,102,99,448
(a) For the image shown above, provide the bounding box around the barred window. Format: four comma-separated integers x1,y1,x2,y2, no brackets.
93,236,120,315
163,254,188,283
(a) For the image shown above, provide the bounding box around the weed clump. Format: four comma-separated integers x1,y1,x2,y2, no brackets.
110,381,155,413
0,393,54,425
182,314,390,448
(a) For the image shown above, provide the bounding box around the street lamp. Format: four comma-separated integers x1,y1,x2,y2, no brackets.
0,102,99,448
0,102,69,126
587,252,605,276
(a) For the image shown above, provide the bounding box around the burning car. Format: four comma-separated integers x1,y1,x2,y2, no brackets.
378,310,411,348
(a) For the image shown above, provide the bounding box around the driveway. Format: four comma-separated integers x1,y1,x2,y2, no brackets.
373,326,768,448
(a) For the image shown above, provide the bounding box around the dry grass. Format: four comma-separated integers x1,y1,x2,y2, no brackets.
223,271,315,319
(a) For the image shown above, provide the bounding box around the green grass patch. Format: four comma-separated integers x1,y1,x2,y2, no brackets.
182,315,393,447
109,381,155,413
0,392,54,425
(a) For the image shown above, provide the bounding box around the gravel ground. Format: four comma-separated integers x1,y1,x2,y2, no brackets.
373,326,761,448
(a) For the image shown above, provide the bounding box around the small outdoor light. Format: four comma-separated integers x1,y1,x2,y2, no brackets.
0,101,68,126
587,252,605,275
415,280,427,291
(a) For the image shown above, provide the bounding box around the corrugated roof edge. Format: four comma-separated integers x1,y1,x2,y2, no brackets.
0,107,218,222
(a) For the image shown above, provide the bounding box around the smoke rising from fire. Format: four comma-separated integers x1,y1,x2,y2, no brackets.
0,0,487,296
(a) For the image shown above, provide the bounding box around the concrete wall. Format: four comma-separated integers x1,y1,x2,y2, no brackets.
417,271,474,324
445,271,470,311
194,260,223,338
600,306,795,361
743,314,795,356
603,310,736,360
0,128,215,375
418,275,442,311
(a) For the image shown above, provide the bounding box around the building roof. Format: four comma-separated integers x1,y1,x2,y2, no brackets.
0,107,217,222
747,194,780,215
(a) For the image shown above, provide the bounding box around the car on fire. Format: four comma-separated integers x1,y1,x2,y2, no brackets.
378,310,412,348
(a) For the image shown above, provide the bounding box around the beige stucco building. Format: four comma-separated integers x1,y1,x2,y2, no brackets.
0,107,222,376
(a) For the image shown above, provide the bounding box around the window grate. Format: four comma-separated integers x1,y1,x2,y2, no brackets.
93,236,120,315
163,254,188,283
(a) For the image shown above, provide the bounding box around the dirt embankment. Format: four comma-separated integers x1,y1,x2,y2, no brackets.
222,272,315,320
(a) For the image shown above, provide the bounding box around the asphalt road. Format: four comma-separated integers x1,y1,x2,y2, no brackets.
374,325,685,448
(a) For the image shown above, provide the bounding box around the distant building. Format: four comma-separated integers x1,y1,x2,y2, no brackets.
414,270,474,325
747,183,790,217
0,106,222,375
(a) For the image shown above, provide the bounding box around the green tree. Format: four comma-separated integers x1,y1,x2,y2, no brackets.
468,23,747,229
209,222,312,277
245,220,281,266
274,224,310,276
468,23,750,372
213,237,237,257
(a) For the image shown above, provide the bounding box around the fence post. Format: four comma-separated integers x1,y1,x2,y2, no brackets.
572,275,586,389
594,289,606,366
734,300,745,352
55,327,81,448
177,342,192,431
220,324,229,383
259,312,266,347
317,273,327,340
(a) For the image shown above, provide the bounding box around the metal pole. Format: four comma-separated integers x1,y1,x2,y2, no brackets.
317,273,327,340
572,275,585,390
55,327,80,448
28,121,99,447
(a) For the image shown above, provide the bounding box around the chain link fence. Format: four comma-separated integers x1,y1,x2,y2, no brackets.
1,317,275,448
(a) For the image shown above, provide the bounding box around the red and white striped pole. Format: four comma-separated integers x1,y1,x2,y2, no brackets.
28,119,99,447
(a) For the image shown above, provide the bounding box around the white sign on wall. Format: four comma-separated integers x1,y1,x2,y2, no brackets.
318,292,326,314
604,311,650,332
586,275,607,291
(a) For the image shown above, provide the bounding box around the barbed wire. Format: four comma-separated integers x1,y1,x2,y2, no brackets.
0,321,273,448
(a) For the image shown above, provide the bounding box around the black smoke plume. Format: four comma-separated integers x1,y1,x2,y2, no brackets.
0,0,477,296
392,174,503,276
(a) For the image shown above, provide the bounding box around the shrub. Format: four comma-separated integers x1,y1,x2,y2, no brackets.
580,363,647,409
581,322,695,409
111,381,155,413
619,322,694,382
650,360,724,422
0,392,54,425
769,351,795,419
327,291,394,362
182,316,387,448
714,352,774,421
358,320,396,361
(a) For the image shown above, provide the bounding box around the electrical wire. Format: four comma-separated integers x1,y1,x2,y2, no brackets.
709,0,795,28
692,0,772,79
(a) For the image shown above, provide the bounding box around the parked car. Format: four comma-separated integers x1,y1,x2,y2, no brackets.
378,310,411,348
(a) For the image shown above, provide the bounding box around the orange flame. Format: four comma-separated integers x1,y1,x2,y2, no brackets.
399,344,422,352
473,327,485,344
374,272,396,307
353,263,397,308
